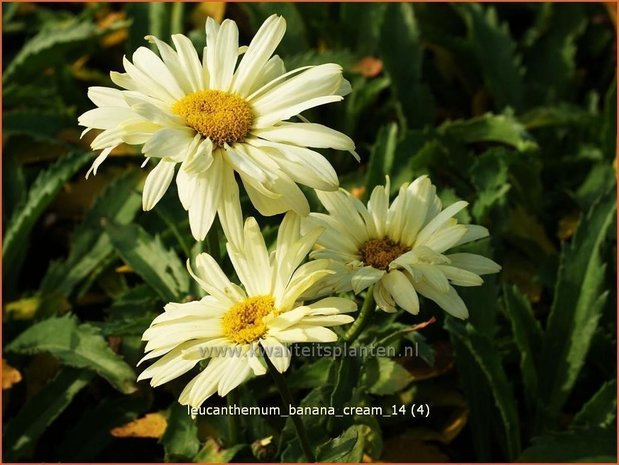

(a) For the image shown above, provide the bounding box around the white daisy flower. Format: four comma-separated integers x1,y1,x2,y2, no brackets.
78,15,358,240
305,176,501,319
137,212,356,408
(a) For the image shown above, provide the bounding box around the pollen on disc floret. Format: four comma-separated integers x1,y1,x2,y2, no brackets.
359,237,410,271
172,90,254,146
222,295,275,345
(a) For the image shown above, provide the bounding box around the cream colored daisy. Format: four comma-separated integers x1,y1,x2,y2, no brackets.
137,212,356,408
305,176,501,319
78,15,357,240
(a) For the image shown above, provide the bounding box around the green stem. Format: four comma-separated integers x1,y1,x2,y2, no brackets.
170,2,185,35
226,390,240,446
265,357,315,462
342,285,376,343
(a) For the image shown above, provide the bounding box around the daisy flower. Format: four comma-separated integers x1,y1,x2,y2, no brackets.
305,176,501,319
137,212,356,408
78,15,357,240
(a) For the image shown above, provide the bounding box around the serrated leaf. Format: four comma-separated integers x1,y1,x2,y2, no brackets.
4,16,122,83
518,426,616,462
105,222,189,302
364,123,397,201
457,4,524,111
445,319,521,460
539,186,616,425
3,151,92,279
440,112,536,151
193,438,243,463
40,170,142,298
4,368,94,460
363,357,413,396
317,425,365,462
160,402,200,462
6,314,137,394
3,109,74,141
572,380,617,429
503,285,543,414
380,3,435,128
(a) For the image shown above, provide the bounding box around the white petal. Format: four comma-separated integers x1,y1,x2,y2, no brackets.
206,19,239,91
453,225,490,247
381,270,420,315
132,46,185,99
415,201,469,247
247,138,339,191
249,54,286,94
188,155,223,240
217,354,252,396
78,107,137,130
261,337,291,373
351,266,385,294
188,253,246,304
437,265,484,287
415,280,469,319
87,87,128,107
171,34,204,92
142,158,176,210
253,122,354,151
446,253,501,275
232,15,286,96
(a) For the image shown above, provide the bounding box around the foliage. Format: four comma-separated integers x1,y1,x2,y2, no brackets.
2,2,616,463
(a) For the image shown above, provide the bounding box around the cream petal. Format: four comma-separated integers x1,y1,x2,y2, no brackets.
188,155,223,240
122,56,176,103
414,201,468,247
247,138,339,191
132,46,185,99
253,122,354,151
142,159,176,211
180,357,228,407
367,183,390,238
182,137,214,174
437,265,484,287
253,95,343,129
351,266,385,294
142,127,194,162
446,253,501,275
422,224,468,254
171,34,204,92
374,280,397,313
251,64,344,118
207,19,239,91
78,107,137,130
261,337,291,373
217,354,252,396
146,34,194,94
138,341,202,386
217,163,244,249
453,225,490,247
249,54,286,94
232,15,286,96
87,86,128,107
415,280,469,319
189,252,246,304
316,190,369,244
381,270,420,315
307,297,357,314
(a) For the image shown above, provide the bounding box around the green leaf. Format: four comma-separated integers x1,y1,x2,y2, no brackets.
446,318,521,460
362,357,413,396
380,3,435,128
287,357,332,390
523,4,587,103
456,4,524,111
4,16,122,83
193,438,243,463
41,170,142,298
160,402,200,462
4,368,94,460
439,112,536,151
3,151,92,279
58,395,151,461
364,123,398,201
317,425,365,462
468,148,512,222
518,426,616,462
105,222,189,302
503,285,543,413
3,109,74,141
539,186,616,424
6,314,137,394
572,380,617,429
339,4,387,55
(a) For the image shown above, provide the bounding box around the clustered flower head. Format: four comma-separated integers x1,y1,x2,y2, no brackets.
81,14,501,407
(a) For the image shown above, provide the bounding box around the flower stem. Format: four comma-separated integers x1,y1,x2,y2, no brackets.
342,285,376,343
265,357,315,462
226,390,240,446
170,2,185,35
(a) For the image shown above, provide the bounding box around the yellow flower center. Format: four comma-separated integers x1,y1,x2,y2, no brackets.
221,295,275,344
359,237,410,271
172,90,254,146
